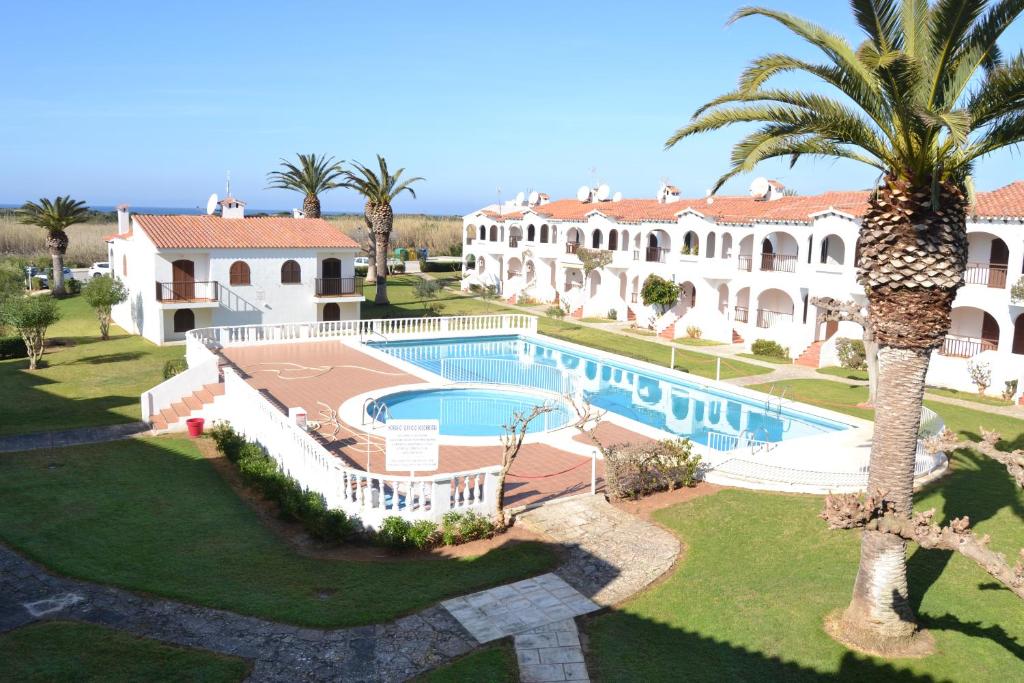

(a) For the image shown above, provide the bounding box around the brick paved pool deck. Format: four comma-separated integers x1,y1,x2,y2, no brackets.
221,340,628,509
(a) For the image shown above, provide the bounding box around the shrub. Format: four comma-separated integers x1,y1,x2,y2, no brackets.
967,360,992,396
686,325,702,339
607,308,619,320
391,261,406,274
440,511,495,545
0,294,60,369
65,278,82,295
355,265,368,277
319,509,361,543
0,335,27,359
421,259,462,273
751,339,789,359
546,305,565,319
376,516,414,549
518,294,538,306
162,357,187,379
641,274,679,312
408,520,441,549
604,439,702,500
835,337,867,370
1003,379,1018,402
209,421,246,462
82,275,128,339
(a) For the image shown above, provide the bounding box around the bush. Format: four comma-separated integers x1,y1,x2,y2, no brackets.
0,294,60,369
408,520,441,549
162,357,187,379
546,305,565,319
686,325,702,339
209,422,247,462
835,337,867,370
641,274,679,311
421,259,462,273
391,262,406,274
967,360,992,396
65,278,81,295
82,275,128,339
0,335,27,359
604,439,702,500
355,265,368,277
750,339,789,359
1003,379,1018,402
607,308,619,320
440,511,495,545
376,516,414,549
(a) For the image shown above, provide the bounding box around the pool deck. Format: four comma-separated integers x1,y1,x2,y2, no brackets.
221,340,610,509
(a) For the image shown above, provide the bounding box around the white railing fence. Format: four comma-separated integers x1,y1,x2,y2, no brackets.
141,355,219,423
706,430,774,455
438,357,579,397
188,314,538,352
919,405,945,437
221,367,500,529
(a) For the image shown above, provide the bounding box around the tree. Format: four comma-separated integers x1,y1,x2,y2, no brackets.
641,274,679,313
576,247,612,277
17,196,89,297
265,153,345,219
666,0,1024,652
82,276,128,340
413,277,443,316
496,403,556,523
342,156,424,305
811,296,878,406
1,295,60,370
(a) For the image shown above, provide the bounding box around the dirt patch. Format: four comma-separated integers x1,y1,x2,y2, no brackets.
608,482,723,521
193,437,546,562
823,609,936,659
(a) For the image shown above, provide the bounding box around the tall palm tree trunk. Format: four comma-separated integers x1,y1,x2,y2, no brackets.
368,202,394,305
47,230,69,297
303,194,321,219
841,177,967,647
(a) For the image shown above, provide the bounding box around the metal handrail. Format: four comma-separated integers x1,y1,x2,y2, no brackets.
361,397,393,428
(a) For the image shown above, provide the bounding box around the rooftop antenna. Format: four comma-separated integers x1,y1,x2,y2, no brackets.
225,170,232,197
496,185,502,215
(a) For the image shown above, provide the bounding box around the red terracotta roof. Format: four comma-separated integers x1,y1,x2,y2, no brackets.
132,215,359,250
103,230,131,241
972,181,1024,218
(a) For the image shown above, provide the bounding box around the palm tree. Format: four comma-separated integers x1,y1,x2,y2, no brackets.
18,196,90,296
342,156,424,305
667,0,1024,652
266,153,345,218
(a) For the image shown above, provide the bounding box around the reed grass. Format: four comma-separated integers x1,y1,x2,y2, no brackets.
324,214,463,256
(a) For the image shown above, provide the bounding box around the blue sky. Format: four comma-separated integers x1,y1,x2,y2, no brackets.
3,0,1024,214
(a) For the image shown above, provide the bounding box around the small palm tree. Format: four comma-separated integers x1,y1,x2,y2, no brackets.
342,156,424,305
18,196,90,296
667,0,1024,651
266,153,345,218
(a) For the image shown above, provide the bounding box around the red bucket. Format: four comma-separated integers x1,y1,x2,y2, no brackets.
186,417,205,438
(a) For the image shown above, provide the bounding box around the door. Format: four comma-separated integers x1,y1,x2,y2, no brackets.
1013,315,1024,355
989,239,1009,288
981,312,1000,350
825,320,839,340
322,303,341,322
171,259,195,300
321,258,341,295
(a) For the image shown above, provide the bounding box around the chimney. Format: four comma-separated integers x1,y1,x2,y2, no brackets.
116,204,130,234
218,196,246,219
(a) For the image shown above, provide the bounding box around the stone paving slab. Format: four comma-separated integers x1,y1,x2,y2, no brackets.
0,422,150,453
441,573,598,643
515,619,589,682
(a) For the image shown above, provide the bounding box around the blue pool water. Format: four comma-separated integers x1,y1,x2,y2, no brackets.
375,388,573,437
371,335,850,448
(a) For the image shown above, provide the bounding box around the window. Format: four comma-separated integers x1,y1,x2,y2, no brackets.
229,260,251,285
123,255,128,277
281,260,301,284
173,308,195,333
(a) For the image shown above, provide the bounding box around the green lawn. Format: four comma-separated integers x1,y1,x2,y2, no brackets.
925,385,1013,407
587,384,1024,681
362,276,771,381
817,365,870,381
673,337,725,347
0,296,182,436
0,437,556,628
416,644,518,682
0,621,249,682
738,352,792,365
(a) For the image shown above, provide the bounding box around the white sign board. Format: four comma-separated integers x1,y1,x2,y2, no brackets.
385,420,440,471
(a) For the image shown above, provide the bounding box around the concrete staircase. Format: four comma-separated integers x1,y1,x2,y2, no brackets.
732,329,744,344
150,383,225,431
794,340,823,368
653,310,680,339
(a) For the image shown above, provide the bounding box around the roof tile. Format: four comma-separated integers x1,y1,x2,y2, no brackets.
131,215,359,250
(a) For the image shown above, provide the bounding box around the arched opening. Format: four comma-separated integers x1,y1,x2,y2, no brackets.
566,228,583,254
755,288,795,328
507,257,523,279
945,306,1000,356
230,260,251,286
760,232,799,272
477,255,486,274
509,225,523,247
619,272,627,300
173,308,195,333
478,226,486,241
322,303,341,322
540,224,549,243
681,231,699,255
591,229,603,249
966,232,1009,287
465,254,476,270
678,281,696,311
321,258,341,280
1014,314,1024,355
620,230,630,251
281,260,301,284
608,230,619,251
525,259,536,283
819,235,846,266
717,283,729,314
489,225,498,241
720,233,732,259
588,270,602,297
527,224,536,242
646,230,671,262
706,232,717,258
466,225,476,243
737,235,754,270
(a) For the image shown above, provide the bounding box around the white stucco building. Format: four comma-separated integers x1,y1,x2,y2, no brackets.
107,200,363,344
462,180,1024,398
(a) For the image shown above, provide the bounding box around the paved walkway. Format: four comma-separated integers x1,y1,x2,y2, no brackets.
0,422,149,453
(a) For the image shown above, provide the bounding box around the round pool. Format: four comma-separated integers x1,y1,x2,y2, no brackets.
372,387,573,437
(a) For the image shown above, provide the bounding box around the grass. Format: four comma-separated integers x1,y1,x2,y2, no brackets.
0,296,183,436
587,388,1024,681
415,644,518,682
925,385,1012,407
0,436,556,628
818,365,870,381
326,214,462,257
0,215,113,266
738,352,792,365
361,276,772,381
673,337,725,347
0,621,249,682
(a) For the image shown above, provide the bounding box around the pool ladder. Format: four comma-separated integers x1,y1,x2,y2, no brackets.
361,397,393,429
765,385,787,419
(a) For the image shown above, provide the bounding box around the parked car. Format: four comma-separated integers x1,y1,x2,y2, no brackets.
354,256,369,267
88,262,112,278
24,266,75,289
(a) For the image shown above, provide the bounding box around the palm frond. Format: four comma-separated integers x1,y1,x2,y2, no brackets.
17,196,90,233
265,153,345,196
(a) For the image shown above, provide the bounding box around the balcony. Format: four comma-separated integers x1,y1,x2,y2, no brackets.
738,255,753,272
755,308,794,328
565,242,580,255
156,280,219,304
939,335,997,358
314,276,364,297
734,306,749,323
964,262,1008,288
646,246,668,263
509,237,520,248
759,253,798,273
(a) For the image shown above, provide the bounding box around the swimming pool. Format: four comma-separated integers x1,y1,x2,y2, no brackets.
373,387,573,437
370,335,850,448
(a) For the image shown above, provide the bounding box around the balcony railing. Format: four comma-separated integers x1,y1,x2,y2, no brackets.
939,335,997,358
314,276,364,297
760,253,798,273
734,306,749,323
737,255,753,272
964,261,1008,288
756,308,794,328
630,292,638,303
646,246,668,263
633,249,640,261
566,242,580,255
156,280,218,302
509,237,520,248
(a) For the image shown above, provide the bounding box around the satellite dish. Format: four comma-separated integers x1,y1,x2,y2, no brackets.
515,191,526,205
612,192,623,203
596,184,611,201
750,177,771,198
206,193,219,215
576,185,592,202
528,190,539,205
